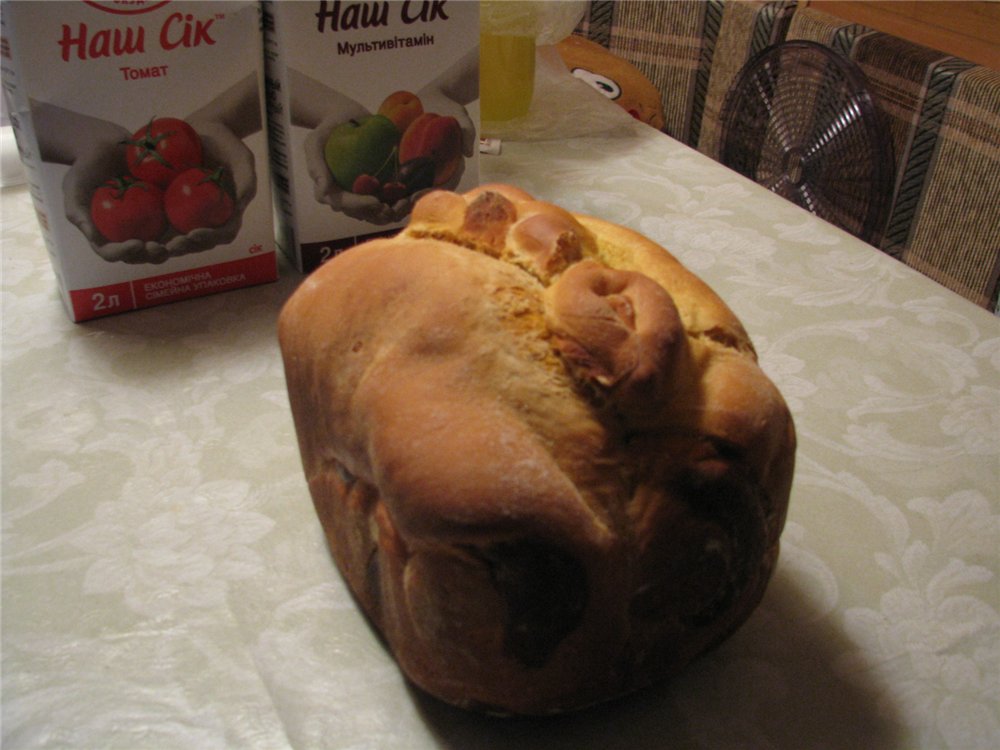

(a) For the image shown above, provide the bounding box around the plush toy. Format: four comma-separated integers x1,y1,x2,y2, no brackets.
556,35,665,130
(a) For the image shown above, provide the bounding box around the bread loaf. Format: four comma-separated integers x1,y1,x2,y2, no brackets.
278,184,795,715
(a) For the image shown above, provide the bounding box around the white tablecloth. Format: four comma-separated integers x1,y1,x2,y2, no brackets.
3,120,998,749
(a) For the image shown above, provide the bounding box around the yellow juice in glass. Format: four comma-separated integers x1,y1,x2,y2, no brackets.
480,33,535,121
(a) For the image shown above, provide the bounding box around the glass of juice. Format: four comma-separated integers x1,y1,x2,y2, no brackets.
480,33,536,121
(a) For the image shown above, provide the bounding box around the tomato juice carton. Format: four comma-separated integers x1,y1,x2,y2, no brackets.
1,1,277,322
262,0,480,272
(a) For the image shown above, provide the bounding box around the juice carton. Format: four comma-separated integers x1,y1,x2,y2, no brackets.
262,0,479,272
1,0,277,322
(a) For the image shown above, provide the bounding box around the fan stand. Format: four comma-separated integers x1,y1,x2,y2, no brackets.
720,40,894,246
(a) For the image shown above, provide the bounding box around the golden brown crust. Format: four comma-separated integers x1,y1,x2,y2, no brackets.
278,185,795,715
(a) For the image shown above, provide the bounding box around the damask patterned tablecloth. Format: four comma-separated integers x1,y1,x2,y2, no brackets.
2,121,998,749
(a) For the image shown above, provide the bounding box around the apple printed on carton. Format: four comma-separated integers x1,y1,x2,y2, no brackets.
323,90,463,205
323,114,399,190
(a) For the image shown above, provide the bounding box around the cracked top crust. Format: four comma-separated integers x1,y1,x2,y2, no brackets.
278,184,796,715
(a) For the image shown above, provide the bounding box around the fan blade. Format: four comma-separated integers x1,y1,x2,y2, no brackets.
747,69,780,121
802,96,865,162
764,172,792,195
794,180,821,216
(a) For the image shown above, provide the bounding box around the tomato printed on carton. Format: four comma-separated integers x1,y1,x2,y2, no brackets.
1,1,277,322
262,1,480,272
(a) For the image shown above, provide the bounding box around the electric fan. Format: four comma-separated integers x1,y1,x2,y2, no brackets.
720,40,894,245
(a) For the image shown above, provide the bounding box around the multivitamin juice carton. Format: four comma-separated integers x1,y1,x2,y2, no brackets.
1,0,277,322
262,0,479,272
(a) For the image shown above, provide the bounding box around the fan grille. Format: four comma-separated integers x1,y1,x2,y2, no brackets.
721,41,894,245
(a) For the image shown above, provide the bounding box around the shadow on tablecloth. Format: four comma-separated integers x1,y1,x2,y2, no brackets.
411,569,904,750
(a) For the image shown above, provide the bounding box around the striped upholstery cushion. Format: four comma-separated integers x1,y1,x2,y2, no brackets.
575,0,795,148
787,7,1000,310
880,58,975,257
784,4,871,56
607,0,712,145
904,66,1000,310
573,0,616,46
852,34,954,225
575,2,1000,310
696,0,796,159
